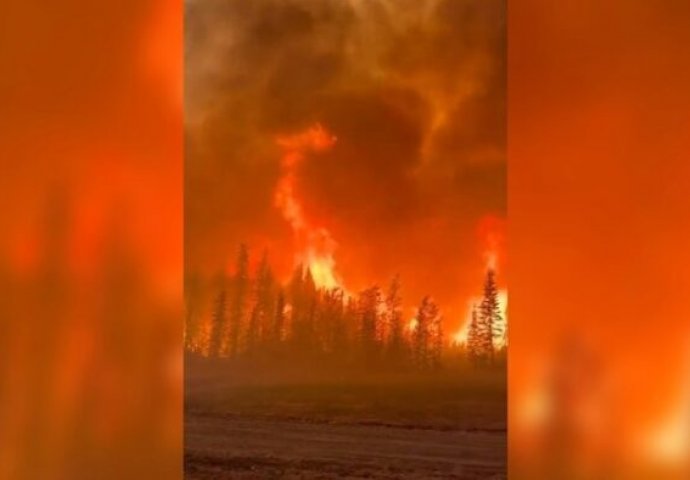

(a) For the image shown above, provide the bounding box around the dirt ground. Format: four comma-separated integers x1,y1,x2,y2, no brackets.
185,361,506,479
185,412,505,479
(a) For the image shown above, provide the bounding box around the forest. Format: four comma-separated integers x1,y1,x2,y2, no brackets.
184,244,506,372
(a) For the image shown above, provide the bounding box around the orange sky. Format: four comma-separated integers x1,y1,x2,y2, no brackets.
185,0,507,331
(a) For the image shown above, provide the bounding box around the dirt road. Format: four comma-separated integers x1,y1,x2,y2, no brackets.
185,412,506,479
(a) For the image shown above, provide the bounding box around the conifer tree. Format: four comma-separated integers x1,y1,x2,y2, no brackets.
385,275,405,365
358,286,382,363
431,308,443,370
330,289,347,356
228,244,249,357
478,268,500,364
273,288,286,344
288,264,304,343
209,279,227,357
184,272,203,352
245,305,260,356
413,296,440,369
467,304,480,365
320,288,345,354
254,250,275,344
343,297,358,360
302,267,318,351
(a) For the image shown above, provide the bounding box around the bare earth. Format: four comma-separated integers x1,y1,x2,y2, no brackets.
185,412,505,479
185,361,506,479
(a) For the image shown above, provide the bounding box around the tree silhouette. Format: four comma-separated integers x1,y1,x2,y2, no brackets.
431,307,443,370
385,275,406,365
478,268,500,365
184,272,203,352
245,305,260,356
273,288,286,344
358,286,382,364
228,244,249,357
413,296,440,370
209,274,227,357
467,304,480,366
254,250,275,345
184,243,508,373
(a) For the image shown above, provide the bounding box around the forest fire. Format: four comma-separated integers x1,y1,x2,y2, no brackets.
452,215,508,349
275,124,342,290
452,289,508,347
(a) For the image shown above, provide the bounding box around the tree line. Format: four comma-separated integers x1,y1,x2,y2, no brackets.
185,244,505,370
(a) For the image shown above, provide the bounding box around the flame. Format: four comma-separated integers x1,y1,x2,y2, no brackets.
452,323,469,346
451,288,508,347
451,215,508,347
274,124,342,290
477,215,506,273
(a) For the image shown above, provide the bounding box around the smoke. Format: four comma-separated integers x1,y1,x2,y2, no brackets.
185,0,506,325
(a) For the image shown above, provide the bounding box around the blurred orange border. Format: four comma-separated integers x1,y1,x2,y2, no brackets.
509,1,690,478
0,0,182,478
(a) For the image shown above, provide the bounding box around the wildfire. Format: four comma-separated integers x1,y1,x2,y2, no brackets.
477,215,505,273
452,216,508,347
274,124,343,290
451,289,508,347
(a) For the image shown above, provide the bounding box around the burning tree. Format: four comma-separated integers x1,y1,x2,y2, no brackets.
184,241,508,375
476,268,501,365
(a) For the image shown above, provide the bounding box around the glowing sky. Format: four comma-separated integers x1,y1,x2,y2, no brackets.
185,0,506,330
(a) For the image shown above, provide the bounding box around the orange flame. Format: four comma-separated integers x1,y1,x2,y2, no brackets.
452,289,508,347
452,215,508,347
274,124,342,290
477,215,506,273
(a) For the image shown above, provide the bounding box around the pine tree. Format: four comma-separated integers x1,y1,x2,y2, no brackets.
478,268,500,365
254,250,275,345
430,308,443,370
302,267,318,351
288,264,304,344
273,288,286,344
288,265,319,353
467,304,480,365
184,272,203,352
385,275,405,365
245,305,260,356
320,288,345,354
209,279,227,357
343,297,358,361
413,297,430,369
228,244,250,357
330,289,347,356
358,286,382,363
413,296,440,370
